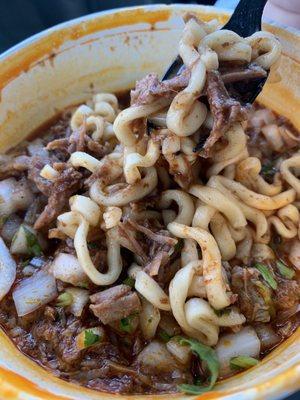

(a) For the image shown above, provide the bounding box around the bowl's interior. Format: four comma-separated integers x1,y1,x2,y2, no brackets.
0,4,299,400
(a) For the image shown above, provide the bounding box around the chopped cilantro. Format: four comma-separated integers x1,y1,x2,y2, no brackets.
84,329,101,347
177,336,219,394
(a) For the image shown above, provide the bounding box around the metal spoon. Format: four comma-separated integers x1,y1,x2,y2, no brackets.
163,0,269,104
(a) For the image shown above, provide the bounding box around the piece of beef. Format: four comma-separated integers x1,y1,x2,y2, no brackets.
274,277,300,311
47,123,109,159
144,251,169,276
7,306,83,371
221,63,267,84
68,123,86,153
43,113,72,143
200,70,247,157
90,285,141,325
126,219,177,248
118,223,148,262
28,155,54,196
34,166,83,230
231,266,271,323
130,71,190,106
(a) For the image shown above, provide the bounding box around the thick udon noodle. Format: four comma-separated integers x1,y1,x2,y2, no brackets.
49,18,285,347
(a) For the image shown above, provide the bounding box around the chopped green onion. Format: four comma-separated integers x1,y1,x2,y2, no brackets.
24,227,42,257
56,292,73,307
123,276,135,288
159,330,172,342
177,336,219,394
119,314,136,333
84,329,101,347
255,263,277,290
230,356,259,370
255,281,276,318
213,307,231,317
276,260,295,279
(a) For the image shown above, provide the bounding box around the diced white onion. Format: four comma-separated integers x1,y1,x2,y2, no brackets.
1,214,22,243
50,253,88,287
66,287,89,317
215,326,261,376
0,237,16,301
0,178,33,217
136,341,178,373
10,225,35,255
12,271,57,316
167,338,191,365
27,139,49,158
251,243,275,261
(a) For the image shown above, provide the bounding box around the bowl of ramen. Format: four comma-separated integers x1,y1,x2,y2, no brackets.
0,3,299,400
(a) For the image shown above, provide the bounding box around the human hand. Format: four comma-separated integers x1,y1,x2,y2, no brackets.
264,0,300,29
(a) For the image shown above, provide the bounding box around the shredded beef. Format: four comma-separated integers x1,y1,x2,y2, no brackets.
9,307,83,371
126,219,177,247
231,266,271,323
28,156,54,196
144,251,169,276
199,70,247,157
47,122,109,159
118,223,148,262
34,166,83,230
221,63,267,84
90,285,141,325
274,277,300,311
130,71,190,106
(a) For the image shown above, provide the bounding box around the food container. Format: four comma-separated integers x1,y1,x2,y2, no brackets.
0,4,299,400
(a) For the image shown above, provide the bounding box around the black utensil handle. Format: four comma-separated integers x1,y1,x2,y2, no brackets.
222,0,268,37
